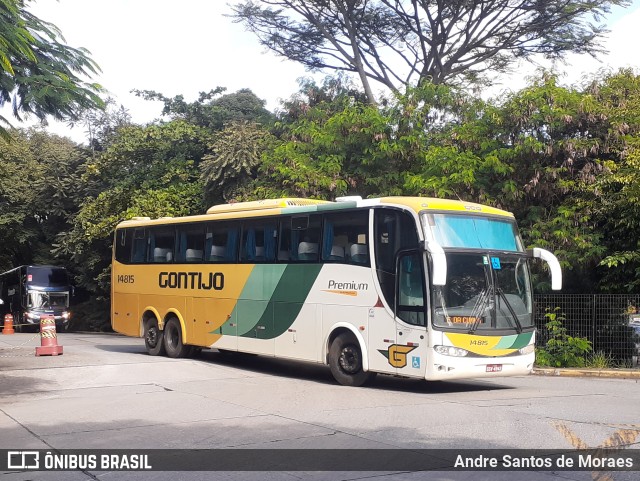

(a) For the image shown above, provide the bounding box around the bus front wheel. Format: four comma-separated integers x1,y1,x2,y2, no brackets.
163,317,191,358
329,333,376,387
144,318,165,356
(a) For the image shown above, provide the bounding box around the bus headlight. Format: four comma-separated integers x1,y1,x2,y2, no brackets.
27,312,40,320
62,311,70,320
519,344,535,355
434,345,469,357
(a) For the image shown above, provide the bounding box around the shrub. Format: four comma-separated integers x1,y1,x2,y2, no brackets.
536,308,592,367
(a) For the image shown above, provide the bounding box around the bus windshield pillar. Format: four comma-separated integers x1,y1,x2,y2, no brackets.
423,239,447,286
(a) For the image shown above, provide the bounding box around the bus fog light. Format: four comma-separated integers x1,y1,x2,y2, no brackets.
435,345,469,357
519,344,535,355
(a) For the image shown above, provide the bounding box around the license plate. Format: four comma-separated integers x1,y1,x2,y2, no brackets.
486,364,502,373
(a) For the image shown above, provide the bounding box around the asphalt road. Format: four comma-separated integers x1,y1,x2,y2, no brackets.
1,332,638,481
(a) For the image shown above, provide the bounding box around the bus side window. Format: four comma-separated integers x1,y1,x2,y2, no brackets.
321,210,369,265
397,252,426,326
147,227,175,263
115,228,133,264
240,222,277,263
280,215,321,262
205,222,239,263
176,224,205,263
131,228,147,263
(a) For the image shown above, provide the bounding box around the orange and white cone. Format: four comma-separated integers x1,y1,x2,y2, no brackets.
2,313,14,335
35,315,63,356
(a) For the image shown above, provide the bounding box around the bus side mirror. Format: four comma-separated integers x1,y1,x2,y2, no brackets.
528,248,562,290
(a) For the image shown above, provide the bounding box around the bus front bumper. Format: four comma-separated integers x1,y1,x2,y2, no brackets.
24,312,70,329
425,351,535,381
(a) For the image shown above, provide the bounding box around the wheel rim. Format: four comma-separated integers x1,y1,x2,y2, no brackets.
146,325,159,348
339,345,360,374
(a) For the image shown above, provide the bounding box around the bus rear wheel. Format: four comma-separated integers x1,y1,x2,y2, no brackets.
329,333,376,387
144,318,165,356
163,317,191,358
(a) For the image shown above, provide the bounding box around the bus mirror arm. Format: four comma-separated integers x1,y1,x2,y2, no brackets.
528,248,562,290
422,240,447,286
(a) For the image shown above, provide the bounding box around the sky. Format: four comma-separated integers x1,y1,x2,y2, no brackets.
13,0,640,143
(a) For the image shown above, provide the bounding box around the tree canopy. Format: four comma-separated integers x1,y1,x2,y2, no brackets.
231,0,630,103
0,0,103,136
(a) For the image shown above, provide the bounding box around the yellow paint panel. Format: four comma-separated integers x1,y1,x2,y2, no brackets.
380,197,513,218
206,198,330,214
445,332,517,357
111,292,139,337
112,263,255,347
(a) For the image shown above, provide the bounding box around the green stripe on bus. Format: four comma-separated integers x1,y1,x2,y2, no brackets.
493,332,533,350
281,206,319,215
316,201,357,211
230,265,287,336
508,331,533,349
240,264,323,340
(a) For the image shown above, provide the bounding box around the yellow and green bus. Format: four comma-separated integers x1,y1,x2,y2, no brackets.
111,196,561,386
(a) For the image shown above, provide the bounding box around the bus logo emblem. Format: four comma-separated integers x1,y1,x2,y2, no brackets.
378,344,417,368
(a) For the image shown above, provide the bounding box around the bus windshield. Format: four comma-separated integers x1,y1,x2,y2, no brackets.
422,213,524,252
28,291,69,310
432,253,533,330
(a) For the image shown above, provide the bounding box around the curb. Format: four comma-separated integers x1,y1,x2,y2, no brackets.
532,367,640,379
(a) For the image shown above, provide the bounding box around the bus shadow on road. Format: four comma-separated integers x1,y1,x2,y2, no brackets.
198,349,513,394
90,343,514,394
94,343,149,355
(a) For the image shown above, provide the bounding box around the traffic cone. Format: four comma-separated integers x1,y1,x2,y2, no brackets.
2,313,14,335
35,315,63,356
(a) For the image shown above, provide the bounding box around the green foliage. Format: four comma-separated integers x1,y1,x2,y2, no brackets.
257,96,393,198
201,120,275,204
0,128,87,269
133,88,273,130
54,120,208,299
587,351,614,369
80,97,133,152
535,308,593,367
0,0,104,136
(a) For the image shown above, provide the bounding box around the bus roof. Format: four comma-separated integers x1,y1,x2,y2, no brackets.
206,198,331,214
116,196,513,229
379,197,513,217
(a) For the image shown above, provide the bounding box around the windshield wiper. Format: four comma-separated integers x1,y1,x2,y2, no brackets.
468,288,491,334
497,288,523,334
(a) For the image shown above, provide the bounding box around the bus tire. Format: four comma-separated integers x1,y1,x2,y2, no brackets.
144,318,165,356
329,333,376,387
163,317,191,358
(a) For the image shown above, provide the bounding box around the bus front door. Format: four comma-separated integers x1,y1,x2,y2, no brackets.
393,251,428,379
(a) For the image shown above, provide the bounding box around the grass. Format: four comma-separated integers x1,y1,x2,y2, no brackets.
586,351,614,369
